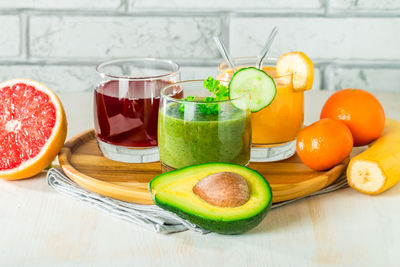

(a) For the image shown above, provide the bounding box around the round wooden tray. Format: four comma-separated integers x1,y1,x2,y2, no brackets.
58,129,349,205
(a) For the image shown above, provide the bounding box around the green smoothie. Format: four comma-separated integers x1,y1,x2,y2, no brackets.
158,102,251,169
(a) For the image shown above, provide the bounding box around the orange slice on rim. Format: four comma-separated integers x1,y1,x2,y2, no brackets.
276,51,314,92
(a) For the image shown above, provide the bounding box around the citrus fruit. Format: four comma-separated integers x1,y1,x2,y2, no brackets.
276,51,314,91
296,118,353,171
0,79,67,180
320,88,385,146
229,67,277,112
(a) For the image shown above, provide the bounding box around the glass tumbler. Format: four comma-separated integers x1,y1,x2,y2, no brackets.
94,58,180,163
218,57,304,162
158,80,251,170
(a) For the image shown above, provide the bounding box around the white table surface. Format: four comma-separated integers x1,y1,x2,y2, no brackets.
1,90,400,267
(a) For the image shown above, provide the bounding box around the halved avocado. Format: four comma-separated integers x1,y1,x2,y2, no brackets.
149,163,272,234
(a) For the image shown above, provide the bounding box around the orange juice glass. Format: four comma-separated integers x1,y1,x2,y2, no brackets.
218,57,304,162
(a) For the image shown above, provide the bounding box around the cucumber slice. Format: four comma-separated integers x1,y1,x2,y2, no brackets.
229,67,277,112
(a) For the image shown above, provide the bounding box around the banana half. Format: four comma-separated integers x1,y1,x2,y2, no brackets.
346,118,400,195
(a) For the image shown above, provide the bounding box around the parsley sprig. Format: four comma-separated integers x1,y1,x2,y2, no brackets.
178,77,229,115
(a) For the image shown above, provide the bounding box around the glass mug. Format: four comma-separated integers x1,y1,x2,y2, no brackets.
158,80,251,170
94,58,180,163
218,57,304,162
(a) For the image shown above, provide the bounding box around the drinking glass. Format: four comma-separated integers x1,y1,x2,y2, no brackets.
158,80,251,170
218,57,304,162
94,58,180,163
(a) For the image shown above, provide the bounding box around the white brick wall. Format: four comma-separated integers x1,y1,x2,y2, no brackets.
29,16,222,60
129,0,323,12
179,65,218,81
328,0,400,12
325,66,400,92
0,64,97,92
0,0,122,10
230,17,400,61
0,16,20,57
0,0,399,92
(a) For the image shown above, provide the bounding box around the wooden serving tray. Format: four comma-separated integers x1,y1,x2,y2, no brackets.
58,129,349,205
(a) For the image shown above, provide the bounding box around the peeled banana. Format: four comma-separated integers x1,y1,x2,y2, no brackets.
347,118,400,194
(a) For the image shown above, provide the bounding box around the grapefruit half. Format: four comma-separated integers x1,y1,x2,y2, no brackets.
0,79,67,180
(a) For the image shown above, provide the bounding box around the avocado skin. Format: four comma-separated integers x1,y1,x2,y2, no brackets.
149,163,273,235
155,197,271,235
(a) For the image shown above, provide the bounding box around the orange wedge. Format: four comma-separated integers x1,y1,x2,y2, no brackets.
0,79,67,180
276,51,314,91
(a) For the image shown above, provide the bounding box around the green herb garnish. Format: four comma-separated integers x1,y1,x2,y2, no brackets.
203,77,229,100
179,77,229,115
178,95,196,113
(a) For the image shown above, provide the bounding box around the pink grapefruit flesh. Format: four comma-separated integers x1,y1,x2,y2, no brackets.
0,79,67,179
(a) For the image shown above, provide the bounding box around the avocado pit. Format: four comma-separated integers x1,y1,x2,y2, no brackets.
193,172,250,207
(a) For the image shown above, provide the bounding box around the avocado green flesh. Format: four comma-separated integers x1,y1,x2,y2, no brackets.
149,163,272,234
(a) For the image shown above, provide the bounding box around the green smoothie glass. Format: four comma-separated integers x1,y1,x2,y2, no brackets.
158,80,251,170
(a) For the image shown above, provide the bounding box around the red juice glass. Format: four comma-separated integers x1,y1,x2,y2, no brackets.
94,58,180,163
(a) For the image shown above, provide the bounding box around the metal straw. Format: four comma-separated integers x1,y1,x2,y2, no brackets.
256,26,279,70
213,36,237,73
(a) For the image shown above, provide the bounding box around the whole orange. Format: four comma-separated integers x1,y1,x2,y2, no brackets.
320,89,385,146
296,118,353,171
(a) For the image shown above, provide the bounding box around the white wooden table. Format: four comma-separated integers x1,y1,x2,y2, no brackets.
1,91,400,266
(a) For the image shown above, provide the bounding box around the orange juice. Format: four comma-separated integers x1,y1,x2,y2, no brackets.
218,59,304,146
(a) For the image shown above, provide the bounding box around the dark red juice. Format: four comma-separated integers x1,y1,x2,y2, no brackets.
94,80,169,147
